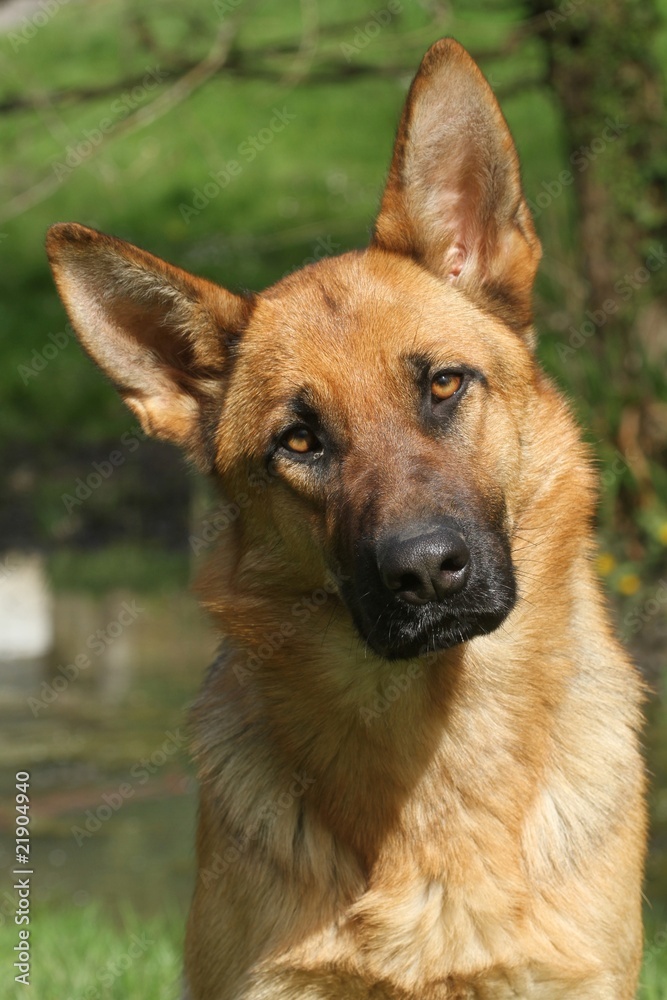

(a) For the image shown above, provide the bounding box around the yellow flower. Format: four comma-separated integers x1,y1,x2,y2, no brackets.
658,522,667,546
596,553,616,576
617,573,640,596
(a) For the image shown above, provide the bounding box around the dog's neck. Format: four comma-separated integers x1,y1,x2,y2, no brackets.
195,540,584,868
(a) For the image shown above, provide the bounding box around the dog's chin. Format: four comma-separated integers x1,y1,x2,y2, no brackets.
365,611,509,661
349,593,516,662
359,611,510,661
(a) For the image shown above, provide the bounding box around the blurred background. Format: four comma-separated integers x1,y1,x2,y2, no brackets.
0,0,666,995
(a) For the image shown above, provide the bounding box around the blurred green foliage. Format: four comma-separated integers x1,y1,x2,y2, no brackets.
1,0,666,588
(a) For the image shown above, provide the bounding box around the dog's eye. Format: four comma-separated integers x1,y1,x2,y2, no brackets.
431,371,463,402
280,426,321,456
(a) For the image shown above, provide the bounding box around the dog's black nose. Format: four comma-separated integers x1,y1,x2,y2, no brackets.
377,524,470,605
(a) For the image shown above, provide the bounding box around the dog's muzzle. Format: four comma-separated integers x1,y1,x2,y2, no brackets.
341,517,516,660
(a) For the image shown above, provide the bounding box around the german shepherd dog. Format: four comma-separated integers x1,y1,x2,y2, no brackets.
47,38,645,1000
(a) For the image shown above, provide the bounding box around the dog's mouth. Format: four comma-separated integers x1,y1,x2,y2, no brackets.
345,598,515,661
339,519,516,661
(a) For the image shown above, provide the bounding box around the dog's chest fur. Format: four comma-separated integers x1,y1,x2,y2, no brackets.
196,625,642,999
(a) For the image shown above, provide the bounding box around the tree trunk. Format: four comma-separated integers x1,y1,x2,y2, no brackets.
525,0,667,546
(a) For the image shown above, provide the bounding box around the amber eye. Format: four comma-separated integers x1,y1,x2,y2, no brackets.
280,426,321,455
431,371,463,402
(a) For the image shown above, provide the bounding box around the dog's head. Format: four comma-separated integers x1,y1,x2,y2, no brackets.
47,39,543,661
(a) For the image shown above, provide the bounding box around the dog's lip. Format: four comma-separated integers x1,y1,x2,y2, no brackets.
353,602,514,660
360,609,509,660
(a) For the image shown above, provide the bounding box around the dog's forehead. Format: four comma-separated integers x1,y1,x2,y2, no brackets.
238,249,524,391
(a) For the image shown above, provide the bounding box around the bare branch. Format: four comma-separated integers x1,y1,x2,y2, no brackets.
0,16,544,117
0,21,239,224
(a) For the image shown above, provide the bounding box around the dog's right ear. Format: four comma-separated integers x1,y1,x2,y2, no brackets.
373,38,541,337
46,223,253,470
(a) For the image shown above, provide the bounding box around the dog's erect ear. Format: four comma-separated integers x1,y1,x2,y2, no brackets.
46,223,253,469
373,38,541,335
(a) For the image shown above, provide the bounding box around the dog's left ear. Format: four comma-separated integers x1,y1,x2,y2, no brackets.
373,38,541,337
46,223,253,470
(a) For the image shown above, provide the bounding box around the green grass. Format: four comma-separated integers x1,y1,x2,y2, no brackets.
642,915,667,998
0,905,183,999
1,905,666,997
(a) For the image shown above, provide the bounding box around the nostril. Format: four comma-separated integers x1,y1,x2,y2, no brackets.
440,553,467,574
397,572,423,594
384,570,423,593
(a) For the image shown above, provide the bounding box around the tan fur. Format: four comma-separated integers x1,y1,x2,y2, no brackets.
46,38,645,1000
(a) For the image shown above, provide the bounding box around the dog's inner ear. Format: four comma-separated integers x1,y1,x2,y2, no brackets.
46,223,252,468
373,38,542,335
